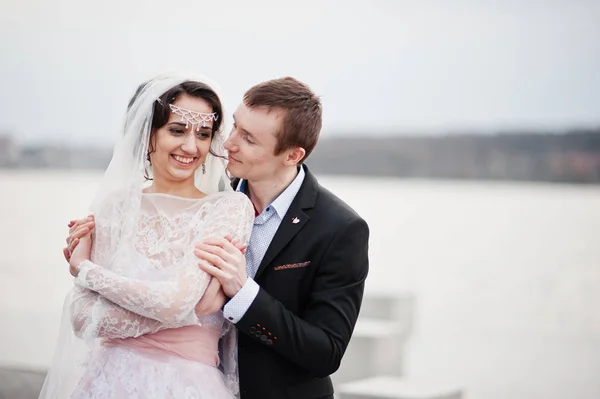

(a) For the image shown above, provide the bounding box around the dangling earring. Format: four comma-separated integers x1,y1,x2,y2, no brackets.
144,152,153,181
202,163,206,174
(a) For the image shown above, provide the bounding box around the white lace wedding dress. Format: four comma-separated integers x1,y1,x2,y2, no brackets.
65,190,254,399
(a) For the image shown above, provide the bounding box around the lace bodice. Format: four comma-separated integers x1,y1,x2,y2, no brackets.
70,191,254,340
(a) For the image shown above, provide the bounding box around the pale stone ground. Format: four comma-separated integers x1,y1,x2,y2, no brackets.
0,368,45,399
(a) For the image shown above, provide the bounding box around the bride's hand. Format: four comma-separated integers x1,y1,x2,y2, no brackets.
195,277,226,316
69,230,93,278
64,215,95,262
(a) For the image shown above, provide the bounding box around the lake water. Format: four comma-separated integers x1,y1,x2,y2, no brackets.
1,170,599,399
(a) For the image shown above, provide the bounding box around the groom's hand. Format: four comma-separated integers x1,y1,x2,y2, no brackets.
64,215,95,263
195,236,247,298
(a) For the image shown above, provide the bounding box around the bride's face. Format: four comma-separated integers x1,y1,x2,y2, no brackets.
149,94,214,185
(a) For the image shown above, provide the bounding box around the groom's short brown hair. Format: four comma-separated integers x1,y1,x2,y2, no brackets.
243,77,322,163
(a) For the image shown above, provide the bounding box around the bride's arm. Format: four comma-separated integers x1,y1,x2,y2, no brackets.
66,214,205,335
70,286,176,339
67,213,210,326
69,193,254,338
72,254,210,325
70,277,227,339
193,193,254,315
72,193,254,326
194,276,227,316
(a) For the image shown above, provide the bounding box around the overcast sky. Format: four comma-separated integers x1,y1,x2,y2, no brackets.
1,0,599,146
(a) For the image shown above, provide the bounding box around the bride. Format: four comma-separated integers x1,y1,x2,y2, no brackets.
39,73,254,398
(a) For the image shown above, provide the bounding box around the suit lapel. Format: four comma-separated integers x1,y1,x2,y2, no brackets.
254,165,318,280
254,206,308,280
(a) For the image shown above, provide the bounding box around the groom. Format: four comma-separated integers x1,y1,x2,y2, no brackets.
66,77,369,399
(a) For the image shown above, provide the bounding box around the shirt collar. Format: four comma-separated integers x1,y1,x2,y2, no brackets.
236,166,305,218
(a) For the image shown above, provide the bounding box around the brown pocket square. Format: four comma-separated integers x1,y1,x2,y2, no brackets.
273,261,311,271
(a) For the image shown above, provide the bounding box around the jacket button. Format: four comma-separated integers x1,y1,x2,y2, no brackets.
266,339,273,345
250,327,256,333
255,331,262,338
261,335,267,341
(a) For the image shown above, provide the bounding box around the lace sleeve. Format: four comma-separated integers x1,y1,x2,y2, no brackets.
73,256,209,325
67,195,209,338
202,192,255,245
70,192,254,341
70,286,177,339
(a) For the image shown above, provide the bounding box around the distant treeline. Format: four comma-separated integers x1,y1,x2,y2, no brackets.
2,129,600,183
308,129,600,184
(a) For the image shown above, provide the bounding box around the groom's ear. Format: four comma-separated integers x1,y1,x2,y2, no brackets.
283,147,306,166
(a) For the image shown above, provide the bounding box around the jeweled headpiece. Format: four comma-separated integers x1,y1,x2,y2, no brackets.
168,103,219,131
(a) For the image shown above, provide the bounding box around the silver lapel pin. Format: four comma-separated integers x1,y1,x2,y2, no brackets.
292,217,300,224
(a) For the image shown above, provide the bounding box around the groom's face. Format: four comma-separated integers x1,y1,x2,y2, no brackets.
224,103,288,182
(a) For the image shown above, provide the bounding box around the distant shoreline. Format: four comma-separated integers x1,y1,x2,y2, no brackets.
2,130,599,184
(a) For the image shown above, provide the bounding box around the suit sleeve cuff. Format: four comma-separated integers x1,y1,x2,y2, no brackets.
222,278,260,324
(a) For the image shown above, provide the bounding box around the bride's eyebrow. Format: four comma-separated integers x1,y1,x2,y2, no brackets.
167,121,212,132
197,125,212,132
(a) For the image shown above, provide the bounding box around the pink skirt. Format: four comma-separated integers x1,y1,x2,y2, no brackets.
71,326,234,399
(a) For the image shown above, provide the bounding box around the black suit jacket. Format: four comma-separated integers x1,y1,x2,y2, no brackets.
230,165,370,399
